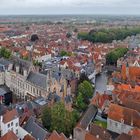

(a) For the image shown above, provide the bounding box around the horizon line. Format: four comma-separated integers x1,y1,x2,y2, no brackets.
0,13,140,16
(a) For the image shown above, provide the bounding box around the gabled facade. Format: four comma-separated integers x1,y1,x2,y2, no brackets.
0,109,19,137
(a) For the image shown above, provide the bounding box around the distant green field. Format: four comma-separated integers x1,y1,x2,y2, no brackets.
94,120,107,128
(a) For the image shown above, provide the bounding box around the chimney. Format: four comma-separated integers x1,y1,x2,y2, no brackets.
8,64,13,71
23,69,28,77
0,116,3,123
96,135,99,139
16,65,19,73
131,117,133,126
121,118,124,124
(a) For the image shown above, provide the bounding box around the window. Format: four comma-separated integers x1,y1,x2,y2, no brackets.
31,87,32,93
115,122,118,127
8,123,10,128
11,122,13,126
16,123,18,127
39,90,41,95
48,88,50,92
16,129,18,135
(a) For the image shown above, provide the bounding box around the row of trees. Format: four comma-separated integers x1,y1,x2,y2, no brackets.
106,47,128,65
78,27,140,43
41,102,79,137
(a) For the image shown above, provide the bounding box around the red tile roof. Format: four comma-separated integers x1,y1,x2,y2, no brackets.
3,109,18,123
85,132,100,140
23,134,35,140
108,104,140,128
48,131,68,140
129,128,140,138
0,131,18,140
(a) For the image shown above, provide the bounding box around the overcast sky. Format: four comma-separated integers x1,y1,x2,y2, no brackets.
0,0,140,15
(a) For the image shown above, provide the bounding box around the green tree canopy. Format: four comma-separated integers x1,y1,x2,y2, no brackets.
42,107,51,130
78,80,94,104
76,92,87,111
106,47,128,65
74,80,94,112
31,34,39,42
0,47,11,59
33,60,42,67
41,102,79,137
78,73,91,84
78,27,140,43
66,32,72,38
60,50,72,57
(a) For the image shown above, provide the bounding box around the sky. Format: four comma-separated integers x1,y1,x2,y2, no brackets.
0,0,140,15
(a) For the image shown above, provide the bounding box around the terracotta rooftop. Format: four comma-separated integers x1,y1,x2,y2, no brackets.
0,131,18,140
48,130,68,140
108,104,140,128
121,99,140,113
2,109,18,124
116,133,140,140
129,128,140,138
85,132,101,140
114,84,140,94
92,93,111,109
90,124,112,140
23,134,35,140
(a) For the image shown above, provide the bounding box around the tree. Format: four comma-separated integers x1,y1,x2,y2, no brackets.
106,47,128,65
78,80,94,104
41,102,79,137
106,51,118,65
33,60,42,67
22,56,29,61
66,32,72,38
78,32,89,40
76,92,87,111
60,50,68,56
26,26,30,30
60,50,71,57
74,80,94,112
78,27,140,43
78,73,90,84
95,32,109,43
74,28,78,33
42,107,51,130
31,34,39,42
0,47,11,59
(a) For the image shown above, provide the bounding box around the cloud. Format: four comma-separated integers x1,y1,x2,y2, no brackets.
0,0,132,8
0,0,140,15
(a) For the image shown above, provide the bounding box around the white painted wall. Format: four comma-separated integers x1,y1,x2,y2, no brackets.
35,54,51,62
0,116,19,136
0,72,5,85
18,126,29,139
107,118,133,134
